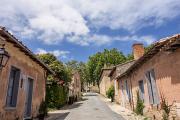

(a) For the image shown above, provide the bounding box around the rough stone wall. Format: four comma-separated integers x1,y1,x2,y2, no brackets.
72,72,81,99
0,42,46,120
99,69,113,97
118,48,180,119
116,76,133,110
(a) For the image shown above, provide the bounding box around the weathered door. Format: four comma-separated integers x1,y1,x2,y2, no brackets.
24,78,34,118
120,81,125,107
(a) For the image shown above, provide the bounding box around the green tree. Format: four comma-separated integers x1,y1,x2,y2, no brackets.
66,60,90,91
38,53,56,65
86,48,127,87
37,53,71,109
126,53,134,61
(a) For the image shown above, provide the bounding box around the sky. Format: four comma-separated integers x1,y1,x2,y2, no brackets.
0,0,180,62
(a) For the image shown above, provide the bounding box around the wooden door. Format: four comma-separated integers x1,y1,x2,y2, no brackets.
24,78,34,118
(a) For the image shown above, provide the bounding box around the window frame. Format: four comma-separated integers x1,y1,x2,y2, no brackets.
5,66,21,108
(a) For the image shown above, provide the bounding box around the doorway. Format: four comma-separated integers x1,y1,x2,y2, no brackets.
24,77,34,118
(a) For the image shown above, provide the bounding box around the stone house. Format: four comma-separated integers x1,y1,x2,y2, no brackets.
68,71,81,101
109,60,135,109
109,34,180,119
0,27,54,120
99,67,114,97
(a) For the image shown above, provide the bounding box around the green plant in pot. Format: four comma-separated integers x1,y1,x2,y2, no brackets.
38,100,48,120
106,85,115,102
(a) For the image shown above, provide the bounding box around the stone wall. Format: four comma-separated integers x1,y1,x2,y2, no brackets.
0,41,46,119
117,48,180,119
99,69,113,97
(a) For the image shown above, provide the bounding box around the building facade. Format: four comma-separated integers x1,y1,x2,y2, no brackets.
99,67,114,97
0,27,53,120
110,34,180,119
69,71,81,101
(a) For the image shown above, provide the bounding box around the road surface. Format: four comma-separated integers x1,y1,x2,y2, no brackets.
52,92,125,120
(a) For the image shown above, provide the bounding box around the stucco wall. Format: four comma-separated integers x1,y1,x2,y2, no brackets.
0,41,46,120
99,70,113,97
117,48,180,119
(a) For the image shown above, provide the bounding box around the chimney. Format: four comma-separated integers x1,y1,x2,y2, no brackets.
132,43,144,60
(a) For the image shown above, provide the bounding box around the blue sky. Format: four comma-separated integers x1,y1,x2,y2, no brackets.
0,0,180,62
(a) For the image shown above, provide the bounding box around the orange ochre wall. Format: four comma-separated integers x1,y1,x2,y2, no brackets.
0,42,46,120
116,48,180,117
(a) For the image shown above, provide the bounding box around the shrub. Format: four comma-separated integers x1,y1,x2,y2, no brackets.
46,82,68,109
106,85,115,102
161,95,173,120
135,91,144,115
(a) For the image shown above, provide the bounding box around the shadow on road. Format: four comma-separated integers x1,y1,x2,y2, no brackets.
46,112,70,120
83,92,98,96
62,102,83,110
80,97,88,101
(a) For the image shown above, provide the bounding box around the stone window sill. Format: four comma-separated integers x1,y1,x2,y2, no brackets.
4,107,16,111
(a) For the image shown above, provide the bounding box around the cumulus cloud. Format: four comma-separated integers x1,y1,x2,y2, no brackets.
0,0,179,45
36,48,70,59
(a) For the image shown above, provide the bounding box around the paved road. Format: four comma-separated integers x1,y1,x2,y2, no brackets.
55,93,125,120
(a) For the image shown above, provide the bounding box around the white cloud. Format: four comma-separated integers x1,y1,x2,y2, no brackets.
0,0,179,45
36,48,70,59
68,34,156,46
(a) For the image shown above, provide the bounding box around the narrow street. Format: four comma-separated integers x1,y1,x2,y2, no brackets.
48,93,125,120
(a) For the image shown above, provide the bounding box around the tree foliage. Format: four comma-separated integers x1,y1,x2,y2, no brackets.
66,60,89,91
46,82,68,109
38,53,71,84
86,48,128,86
37,53,71,109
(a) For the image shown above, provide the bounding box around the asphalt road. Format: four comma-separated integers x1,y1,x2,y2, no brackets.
56,92,125,120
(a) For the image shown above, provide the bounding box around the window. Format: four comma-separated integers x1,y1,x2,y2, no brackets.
138,80,144,101
145,69,159,105
6,66,21,107
125,80,131,101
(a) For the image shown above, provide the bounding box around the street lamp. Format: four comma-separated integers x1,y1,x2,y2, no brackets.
0,44,10,69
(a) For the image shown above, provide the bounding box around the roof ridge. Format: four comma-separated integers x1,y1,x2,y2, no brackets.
0,27,54,74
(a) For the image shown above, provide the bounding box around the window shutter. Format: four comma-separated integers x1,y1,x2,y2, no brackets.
150,69,160,104
125,80,131,101
145,72,153,104
6,70,14,106
11,70,20,107
138,80,144,101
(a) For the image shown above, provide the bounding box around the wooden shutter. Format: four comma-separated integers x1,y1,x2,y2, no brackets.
11,70,20,107
6,69,15,106
138,80,144,101
125,80,131,101
149,69,160,104
6,67,20,107
145,72,153,104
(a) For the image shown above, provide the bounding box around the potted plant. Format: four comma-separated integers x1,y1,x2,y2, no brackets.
38,100,47,120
